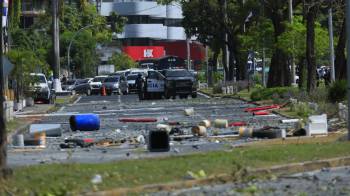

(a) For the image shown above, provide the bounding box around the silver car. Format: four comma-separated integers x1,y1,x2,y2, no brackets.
102,75,129,95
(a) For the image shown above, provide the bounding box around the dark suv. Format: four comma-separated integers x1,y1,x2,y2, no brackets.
162,69,197,99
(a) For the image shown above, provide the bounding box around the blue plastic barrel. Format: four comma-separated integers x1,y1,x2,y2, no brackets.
69,114,100,131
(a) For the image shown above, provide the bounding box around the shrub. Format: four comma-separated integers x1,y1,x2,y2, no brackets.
213,84,223,94
328,80,347,103
250,87,298,101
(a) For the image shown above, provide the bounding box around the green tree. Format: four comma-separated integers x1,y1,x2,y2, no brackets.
108,53,136,71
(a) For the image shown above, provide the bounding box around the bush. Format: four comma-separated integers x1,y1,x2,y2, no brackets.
328,80,347,103
213,84,223,94
250,87,298,101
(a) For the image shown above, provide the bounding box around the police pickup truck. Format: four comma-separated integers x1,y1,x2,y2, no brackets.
138,69,197,100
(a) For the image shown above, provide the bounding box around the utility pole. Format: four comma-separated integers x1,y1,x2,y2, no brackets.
52,0,62,92
186,37,191,70
328,2,335,82
346,0,350,140
0,0,6,175
289,0,296,86
262,2,266,87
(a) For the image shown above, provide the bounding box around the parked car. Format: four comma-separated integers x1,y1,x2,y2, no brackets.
162,69,197,99
102,75,129,95
72,78,93,95
61,79,77,91
27,73,55,103
90,75,108,94
127,74,139,92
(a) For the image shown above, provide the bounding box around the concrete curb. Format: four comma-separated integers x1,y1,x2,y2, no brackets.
88,156,350,196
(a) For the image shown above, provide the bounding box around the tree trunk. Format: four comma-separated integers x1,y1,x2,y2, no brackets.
298,57,306,89
335,18,346,80
306,4,318,93
267,10,290,87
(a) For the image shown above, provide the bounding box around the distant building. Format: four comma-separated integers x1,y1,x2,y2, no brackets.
99,0,205,70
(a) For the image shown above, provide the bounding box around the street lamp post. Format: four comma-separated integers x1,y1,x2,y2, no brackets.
67,24,94,79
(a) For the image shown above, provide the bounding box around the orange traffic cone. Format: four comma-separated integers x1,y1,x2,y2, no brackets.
101,86,106,96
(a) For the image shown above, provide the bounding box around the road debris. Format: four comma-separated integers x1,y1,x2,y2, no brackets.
198,120,211,128
148,130,170,152
69,114,100,131
214,119,228,128
191,126,207,137
306,114,328,136
29,124,62,137
184,108,195,116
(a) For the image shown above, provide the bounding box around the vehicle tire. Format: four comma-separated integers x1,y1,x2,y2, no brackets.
86,89,92,96
191,92,197,98
164,90,171,99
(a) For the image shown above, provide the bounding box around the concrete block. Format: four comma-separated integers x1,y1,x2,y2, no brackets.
306,114,328,136
25,97,34,107
29,124,62,137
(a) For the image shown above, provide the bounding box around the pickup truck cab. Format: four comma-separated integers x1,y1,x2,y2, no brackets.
162,69,197,99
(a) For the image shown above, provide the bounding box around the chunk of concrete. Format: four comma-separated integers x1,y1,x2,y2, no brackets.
305,114,328,136
29,124,62,137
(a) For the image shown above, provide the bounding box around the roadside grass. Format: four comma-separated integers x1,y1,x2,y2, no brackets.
5,120,26,133
2,139,350,195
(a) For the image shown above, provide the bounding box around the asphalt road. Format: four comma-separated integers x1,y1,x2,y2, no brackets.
8,93,294,167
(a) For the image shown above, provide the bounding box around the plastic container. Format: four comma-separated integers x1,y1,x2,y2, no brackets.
148,130,170,152
69,114,100,131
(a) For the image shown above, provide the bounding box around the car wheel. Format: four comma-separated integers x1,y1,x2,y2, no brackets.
86,89,91,96
191,92,197,98
164,90,171,99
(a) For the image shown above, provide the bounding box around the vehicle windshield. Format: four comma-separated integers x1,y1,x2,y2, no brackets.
104,77,119,82
92,77,106,82
31,75,46,83
127,75,138,80
164,70,192,77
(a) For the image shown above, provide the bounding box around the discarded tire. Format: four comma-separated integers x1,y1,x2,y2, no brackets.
69,114,100,131
148,130,170,152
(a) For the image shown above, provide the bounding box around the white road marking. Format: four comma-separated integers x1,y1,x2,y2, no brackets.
73,96,82,104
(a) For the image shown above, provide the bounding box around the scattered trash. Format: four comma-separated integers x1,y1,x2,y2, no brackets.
136,135,145,144
306,114,328,136
239,126,285,139
244,104,280,112
13,134,24,147
119,117,157,123
69,114,100,131
169,127,184,135
280,119,301,123
184,108,195,116
186,170,207,180
29,124,62,137
34,132,46,148
148,130,170,152
91,174,103,184
214,119,228,128
198,120,211,128
229,121,247,127
191,126,207,137
156,124,171,133
62,138,95,148
253,111,270,116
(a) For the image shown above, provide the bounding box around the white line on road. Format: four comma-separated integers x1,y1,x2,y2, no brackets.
73,96,82,104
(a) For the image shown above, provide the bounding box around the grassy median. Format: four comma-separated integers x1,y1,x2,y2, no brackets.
1,136,350,195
